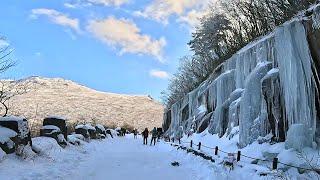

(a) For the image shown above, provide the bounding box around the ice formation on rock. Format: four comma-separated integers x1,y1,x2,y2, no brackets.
285,124,313,151
163,7,320,149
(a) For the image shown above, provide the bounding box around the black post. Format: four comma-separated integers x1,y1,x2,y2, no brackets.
168,138,170,142
215,146,218,155
272,158,278,170
237,151,241,161
198,142,201,150
179,139,181,144
190,140,193,148
172,138,174,143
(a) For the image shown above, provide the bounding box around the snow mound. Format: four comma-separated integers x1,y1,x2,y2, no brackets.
32,137,62,155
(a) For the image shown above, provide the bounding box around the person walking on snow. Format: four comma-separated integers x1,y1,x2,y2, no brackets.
150,127,157,146
133,129,138,139
142,128,149,145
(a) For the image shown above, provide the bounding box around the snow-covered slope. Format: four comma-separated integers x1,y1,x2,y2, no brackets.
4,76,164,133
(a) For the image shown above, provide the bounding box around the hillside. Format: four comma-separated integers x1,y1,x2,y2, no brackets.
5,76,164,134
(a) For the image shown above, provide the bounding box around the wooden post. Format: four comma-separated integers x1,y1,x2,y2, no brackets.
198,142,201,150
215,146,218,155
237,151,241,161
190,140,193,148
272,158,278,170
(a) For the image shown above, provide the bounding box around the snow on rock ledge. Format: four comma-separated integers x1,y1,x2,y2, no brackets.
0,126,17,143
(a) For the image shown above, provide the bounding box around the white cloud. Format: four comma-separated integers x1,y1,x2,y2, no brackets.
0,39,9,49
135,0,215,28
87,0,130,6
149,69,169,79
64,0,129,8
31,8,81,33
64,3,78,9
87,17,166,62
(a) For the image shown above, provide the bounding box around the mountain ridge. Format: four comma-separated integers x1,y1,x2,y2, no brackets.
5,76,164,134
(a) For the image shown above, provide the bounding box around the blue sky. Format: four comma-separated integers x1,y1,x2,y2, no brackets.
0,0,212,100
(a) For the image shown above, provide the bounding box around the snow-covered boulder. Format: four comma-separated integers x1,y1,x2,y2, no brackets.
67,134,85,145
0,126,17,154
40,125,61,135
43,116,67,139
0,116,32,154
85,124,97,139
40,124,67,147
75,124,90,139
285,124,313,151
95,124,106,139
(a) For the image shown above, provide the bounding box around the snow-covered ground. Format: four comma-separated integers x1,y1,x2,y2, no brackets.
180,130,320,179
1,134,319,180
0,135,213,180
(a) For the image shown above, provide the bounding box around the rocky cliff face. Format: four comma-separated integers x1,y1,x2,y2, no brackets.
5,77,164,134
164,4,320,149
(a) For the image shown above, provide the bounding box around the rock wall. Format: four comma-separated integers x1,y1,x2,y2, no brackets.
163,5,320,148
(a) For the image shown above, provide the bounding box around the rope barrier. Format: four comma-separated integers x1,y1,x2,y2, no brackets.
278,162,320,173
201,144,215,150
167,139,320,173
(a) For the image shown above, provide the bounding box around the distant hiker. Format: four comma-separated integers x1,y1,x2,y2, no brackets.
150,127,157,146
121,128,126,136
142,128,149,145
133,129,138,139
157,129,162,142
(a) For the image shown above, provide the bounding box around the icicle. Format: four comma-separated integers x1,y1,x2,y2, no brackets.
275,20,317,139
207,70,236,135
239,62,272,147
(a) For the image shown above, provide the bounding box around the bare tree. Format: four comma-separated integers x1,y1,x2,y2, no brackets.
0,80,30,116
0,37,15,73
0,36,23,116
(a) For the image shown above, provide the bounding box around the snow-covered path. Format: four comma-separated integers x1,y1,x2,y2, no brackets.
71,136,203,180
0,136,214,180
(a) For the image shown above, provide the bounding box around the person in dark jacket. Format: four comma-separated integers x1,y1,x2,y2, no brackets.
133,129,138,139
150,127,157,146
142,128,149,145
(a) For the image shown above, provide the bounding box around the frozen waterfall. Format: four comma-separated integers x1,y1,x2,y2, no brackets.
163,7,320,149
